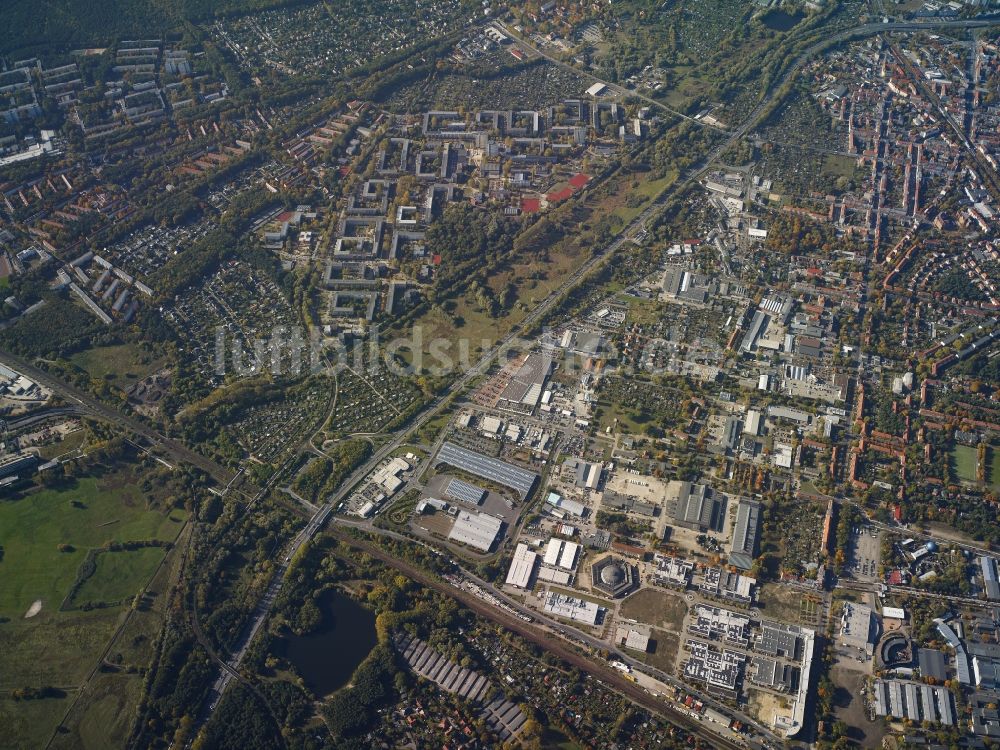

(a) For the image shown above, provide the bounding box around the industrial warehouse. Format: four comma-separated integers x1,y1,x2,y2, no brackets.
435,441,539,499
447,509,505,552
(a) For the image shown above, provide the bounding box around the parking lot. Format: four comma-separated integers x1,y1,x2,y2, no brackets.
422,473,519,528
848,525,881,581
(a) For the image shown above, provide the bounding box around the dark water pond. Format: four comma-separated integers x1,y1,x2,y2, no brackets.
762,10,804,31
280,590,377,697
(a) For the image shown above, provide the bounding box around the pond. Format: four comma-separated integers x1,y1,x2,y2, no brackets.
279,589,377,697
762,9,804,31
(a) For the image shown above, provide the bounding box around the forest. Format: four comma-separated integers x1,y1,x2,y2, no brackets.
0,296,107,360
289,440,373,505
424,203,519,311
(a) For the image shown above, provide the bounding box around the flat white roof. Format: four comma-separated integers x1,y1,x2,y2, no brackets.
537,567,571,585
505,543,537,588
544,592,600,625
734,575,754,599
840,602,873,647
544,538,563,566
448,509,503,551
546,493,585,517
558,541,579,570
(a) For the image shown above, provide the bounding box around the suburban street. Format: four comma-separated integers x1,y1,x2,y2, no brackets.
5,11,999,747
191,14,1000,712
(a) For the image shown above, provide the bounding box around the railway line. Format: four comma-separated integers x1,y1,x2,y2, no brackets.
190,12,1000,738
329,529,752,750
15,12,999,746
0,349,239,488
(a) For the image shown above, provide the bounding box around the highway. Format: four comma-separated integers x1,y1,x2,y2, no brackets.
201,503,332,709
189,11,1000,737
11,9,976,743
491,21,725,131
192,114,732,725
189,143,728,730
189,221,631,722
495,16,1000,136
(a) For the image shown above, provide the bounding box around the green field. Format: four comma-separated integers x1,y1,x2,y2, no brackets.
639,628,679,674
595,398,654,437
755,584,805,625
0,468,187,749
396,223,589,364
619,294,665,326
73,547,167,606
49,524,191,750
984,445,1000,491
0,607,121,686
613,172,678,224
108,528,187,672
414,410,454,448
540,726,586,750
822,153,862,179
37,428,88,460
50,671,145,750
0,693,72,750
950,444,980,484
618,588,688,631
0,476,182,619
70,342,165,392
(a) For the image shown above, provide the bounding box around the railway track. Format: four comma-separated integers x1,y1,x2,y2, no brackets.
0,349,239,488
330,529,749,750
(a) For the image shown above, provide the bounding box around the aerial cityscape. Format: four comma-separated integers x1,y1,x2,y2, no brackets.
1,0,1000,748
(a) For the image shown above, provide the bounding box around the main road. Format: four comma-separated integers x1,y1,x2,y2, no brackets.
193,8,1000,737
329,527,760,750
333,519,782,747
498,14,1000,134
